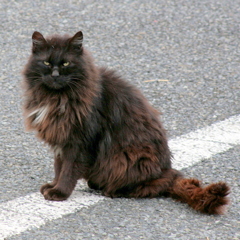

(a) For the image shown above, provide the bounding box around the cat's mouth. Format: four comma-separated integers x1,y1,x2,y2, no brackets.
42,76,68,90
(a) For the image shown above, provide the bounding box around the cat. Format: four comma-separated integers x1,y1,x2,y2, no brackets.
22,31,230,214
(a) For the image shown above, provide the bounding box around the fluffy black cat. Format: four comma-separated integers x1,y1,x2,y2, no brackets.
22,31,230,214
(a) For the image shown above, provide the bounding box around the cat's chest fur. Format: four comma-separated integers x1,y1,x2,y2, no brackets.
28,105,50,126
25,100,73,145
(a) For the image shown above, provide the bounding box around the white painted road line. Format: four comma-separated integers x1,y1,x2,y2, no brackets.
1,114,240,239
0,189,104,239
170,114,240,169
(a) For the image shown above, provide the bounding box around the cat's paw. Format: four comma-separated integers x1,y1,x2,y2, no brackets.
40,183,55,194
43,188,69,201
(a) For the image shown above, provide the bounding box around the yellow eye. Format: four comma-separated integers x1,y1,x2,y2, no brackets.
63,62,69,66
44,61,50,66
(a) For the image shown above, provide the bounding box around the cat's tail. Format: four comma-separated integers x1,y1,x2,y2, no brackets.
165,169,230,214
126,168,229,214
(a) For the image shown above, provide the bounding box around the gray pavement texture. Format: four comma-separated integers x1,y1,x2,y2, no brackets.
0,0,239,239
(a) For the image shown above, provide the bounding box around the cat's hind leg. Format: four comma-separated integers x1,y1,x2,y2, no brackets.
103,169,181,198
126,169,181,198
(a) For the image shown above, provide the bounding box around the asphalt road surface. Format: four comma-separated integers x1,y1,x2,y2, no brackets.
0,0,239,239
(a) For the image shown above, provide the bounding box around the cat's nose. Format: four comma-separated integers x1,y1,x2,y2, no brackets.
52,69,59,77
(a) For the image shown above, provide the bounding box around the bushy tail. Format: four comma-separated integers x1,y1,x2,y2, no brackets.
168,175,230,214
103,168,230,214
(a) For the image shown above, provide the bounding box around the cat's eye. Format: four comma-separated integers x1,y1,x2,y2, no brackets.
63,62,70,67
43,61,50,66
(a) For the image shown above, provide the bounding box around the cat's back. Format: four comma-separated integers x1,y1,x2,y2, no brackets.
99,67,152,109
97,67,162,131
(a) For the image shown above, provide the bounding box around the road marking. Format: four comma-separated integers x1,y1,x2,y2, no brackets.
1,114,240,239
0,184,104,239
170,114,240,169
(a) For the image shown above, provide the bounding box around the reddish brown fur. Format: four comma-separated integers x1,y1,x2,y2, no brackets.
22,31,230,214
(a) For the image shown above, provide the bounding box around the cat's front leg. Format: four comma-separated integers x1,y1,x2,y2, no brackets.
42,144,79,201
40,154,62,194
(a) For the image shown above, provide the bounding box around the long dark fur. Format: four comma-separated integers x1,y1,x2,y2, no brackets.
22,31,230,214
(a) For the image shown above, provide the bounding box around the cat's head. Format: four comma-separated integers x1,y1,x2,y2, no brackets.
24,31,89,90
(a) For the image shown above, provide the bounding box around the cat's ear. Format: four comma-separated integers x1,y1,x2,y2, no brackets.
32,31,47,53
69,31,83,51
